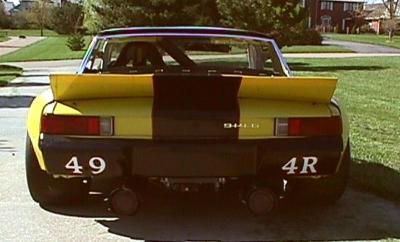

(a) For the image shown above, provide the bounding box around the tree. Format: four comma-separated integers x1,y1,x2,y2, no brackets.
86,0,310,46
351,5,366,34
83,0,102,33
50,2,83,34
186,0,221,25
27,0,53,36
87,0,220,31
0,1,11,28
10,11,31,29
382,0,400,40
216,0,307,46
0,2,7,27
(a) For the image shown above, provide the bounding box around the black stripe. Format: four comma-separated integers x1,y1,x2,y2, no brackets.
152,74,242,140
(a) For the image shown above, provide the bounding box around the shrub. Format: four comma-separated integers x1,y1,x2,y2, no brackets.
300,29,322,45
284,28,322,46
10,11,31,29
360,24,377,34
66,34,85,51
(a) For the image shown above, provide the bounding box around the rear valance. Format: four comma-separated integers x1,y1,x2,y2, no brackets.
50,74,337,103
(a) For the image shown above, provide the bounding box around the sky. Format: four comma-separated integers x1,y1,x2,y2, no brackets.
7,0,383,5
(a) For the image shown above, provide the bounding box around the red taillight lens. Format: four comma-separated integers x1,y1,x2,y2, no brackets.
289,117,342,136
41,115,100,135
276,117,342,136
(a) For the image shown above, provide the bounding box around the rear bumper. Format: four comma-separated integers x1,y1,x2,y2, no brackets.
40,135,343,178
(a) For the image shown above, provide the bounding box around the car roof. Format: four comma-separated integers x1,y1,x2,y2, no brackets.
98,26,272,40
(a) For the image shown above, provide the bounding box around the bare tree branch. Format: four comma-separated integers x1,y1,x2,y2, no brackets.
381,0,398,40
382,0,398,19
382,0,390,10
394,0,400,16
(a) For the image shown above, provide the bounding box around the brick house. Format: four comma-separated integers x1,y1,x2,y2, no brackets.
17,0,79,11
303,0,365,32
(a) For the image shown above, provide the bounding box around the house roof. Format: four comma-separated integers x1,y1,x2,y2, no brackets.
365,3,400,20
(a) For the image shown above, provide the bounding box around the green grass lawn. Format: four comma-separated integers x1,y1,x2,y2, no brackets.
282,44,352,53
0,36,92,62
0,65,23,86
289,57,400,201
0,29,59,37
325,33,400,49
0,35,10,42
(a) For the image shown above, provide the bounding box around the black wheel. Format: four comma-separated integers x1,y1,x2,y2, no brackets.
25,135,90,205
287,141,351,204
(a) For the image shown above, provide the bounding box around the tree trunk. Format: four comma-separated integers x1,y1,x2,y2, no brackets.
389,29,394,41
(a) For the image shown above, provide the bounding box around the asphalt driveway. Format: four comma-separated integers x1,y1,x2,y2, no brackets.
323,38,400,53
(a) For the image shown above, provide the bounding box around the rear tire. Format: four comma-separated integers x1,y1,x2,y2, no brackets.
25,135,90,205
287,141,351,204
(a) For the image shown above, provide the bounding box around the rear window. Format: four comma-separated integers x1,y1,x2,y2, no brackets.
83,36,286,76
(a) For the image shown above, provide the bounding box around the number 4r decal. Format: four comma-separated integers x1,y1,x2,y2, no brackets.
282,157,318,175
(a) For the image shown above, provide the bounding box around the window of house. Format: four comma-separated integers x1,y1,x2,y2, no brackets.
321,1,334,10
344,2,361,11
321,15,332,26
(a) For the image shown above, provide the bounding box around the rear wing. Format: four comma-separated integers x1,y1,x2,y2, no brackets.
50,74,337,104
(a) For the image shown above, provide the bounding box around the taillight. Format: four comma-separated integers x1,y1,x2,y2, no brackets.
275,117,342,136
41,115,113,136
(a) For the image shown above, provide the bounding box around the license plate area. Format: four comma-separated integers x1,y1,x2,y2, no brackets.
131,143,257,177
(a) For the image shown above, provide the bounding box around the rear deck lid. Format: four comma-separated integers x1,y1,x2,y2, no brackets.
50,74,337,140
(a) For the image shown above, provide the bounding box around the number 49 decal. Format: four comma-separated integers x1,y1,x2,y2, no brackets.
282,157,318,175
65,156,106,175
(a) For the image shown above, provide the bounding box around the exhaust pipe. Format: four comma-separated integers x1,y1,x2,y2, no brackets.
109,186,140,216
246,187,277,216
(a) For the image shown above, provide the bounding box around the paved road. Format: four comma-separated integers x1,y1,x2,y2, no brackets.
0,62,400,241
0,37,46,56
323,38,400,53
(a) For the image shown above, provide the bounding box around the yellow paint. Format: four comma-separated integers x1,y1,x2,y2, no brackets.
238,76,337,103
50,74,154,101
26,90,54,170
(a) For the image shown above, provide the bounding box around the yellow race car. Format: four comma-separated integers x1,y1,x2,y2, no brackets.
26,27,350,215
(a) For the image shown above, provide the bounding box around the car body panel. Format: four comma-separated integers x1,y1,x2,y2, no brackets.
27,90,54,170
